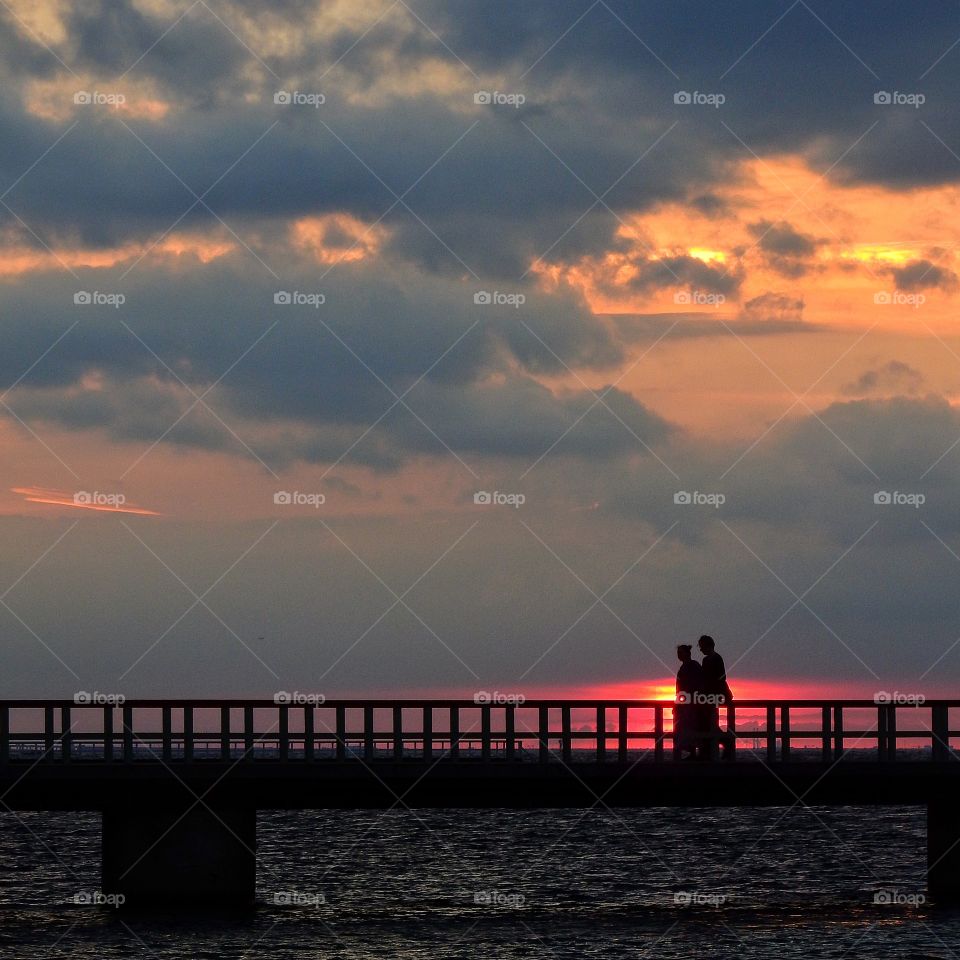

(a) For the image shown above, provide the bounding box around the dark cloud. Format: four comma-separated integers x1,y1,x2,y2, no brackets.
0,256,673,468
739,292,806,326
747,220,823,278
625,255,743,296
3,0,955,278
0,94,728,276
689,193,732,219
609,306,814,342
420,0,960,191
841,360,925,397
748,220,817,258
8,370,675,469
588,392,960,569
887,259,958,292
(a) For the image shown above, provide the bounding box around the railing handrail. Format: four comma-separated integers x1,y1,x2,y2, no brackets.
0,698,952,708
0,698,953,766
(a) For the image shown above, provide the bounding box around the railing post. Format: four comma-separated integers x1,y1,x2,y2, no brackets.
821,705,831,763
833,704,843,760
766,705,776,762
304,706,314,761
538,706,549,763
61,706,72,762
221,706,230,761
183,706,193,762
561,705,571,763
596,706,606,762
44,706,55,758
279,706,289,761
0,706,9,765
725,703,736,761
481,706,491,761
877,704,888,761
243,706,253,760
505,705,515,760
618,706,627,763
336,705,347,760
423,706,433,761
105,706,115,762
393,705,403,760
364,705,375,760
122,706,134,762
933,703,949,761
159,706,171,762
781,706,790,762
887,705,897,761
654,706,664,763
449,705,459,760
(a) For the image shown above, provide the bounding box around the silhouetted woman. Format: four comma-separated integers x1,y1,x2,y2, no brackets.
674,644,702,760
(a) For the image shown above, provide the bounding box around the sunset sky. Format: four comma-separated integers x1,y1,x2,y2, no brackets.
2,0,960,698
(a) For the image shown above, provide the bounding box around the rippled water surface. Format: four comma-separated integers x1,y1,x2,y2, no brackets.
0,807,954,958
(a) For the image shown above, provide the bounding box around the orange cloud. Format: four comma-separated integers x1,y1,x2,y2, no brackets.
532,155,960,335
291,213,388,264
25,75,172,123
0,232,236,277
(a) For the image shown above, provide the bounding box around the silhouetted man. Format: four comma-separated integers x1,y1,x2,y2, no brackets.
697,634,735,760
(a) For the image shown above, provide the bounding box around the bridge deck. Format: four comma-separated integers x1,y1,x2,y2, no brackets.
3,700,959,905
2,758,959,811
0,698,954,810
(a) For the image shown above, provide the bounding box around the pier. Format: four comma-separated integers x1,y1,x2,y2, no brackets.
0,698,957,906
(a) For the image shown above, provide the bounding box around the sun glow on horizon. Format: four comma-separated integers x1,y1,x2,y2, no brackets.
687,247,727,264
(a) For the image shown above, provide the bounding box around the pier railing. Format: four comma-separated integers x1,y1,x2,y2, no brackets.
0,699,955,764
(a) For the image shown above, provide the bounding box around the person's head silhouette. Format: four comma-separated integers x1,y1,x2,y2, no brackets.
698,634,715,655
677,644,692,663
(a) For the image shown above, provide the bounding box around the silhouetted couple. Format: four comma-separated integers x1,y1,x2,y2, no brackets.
674,635,735,761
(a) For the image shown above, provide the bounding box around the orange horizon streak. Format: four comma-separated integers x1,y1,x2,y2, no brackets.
12,488,160,516
20,496,160,516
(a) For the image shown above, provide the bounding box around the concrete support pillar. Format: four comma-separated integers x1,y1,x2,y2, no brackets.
928,800,960,902
102,805,256,907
